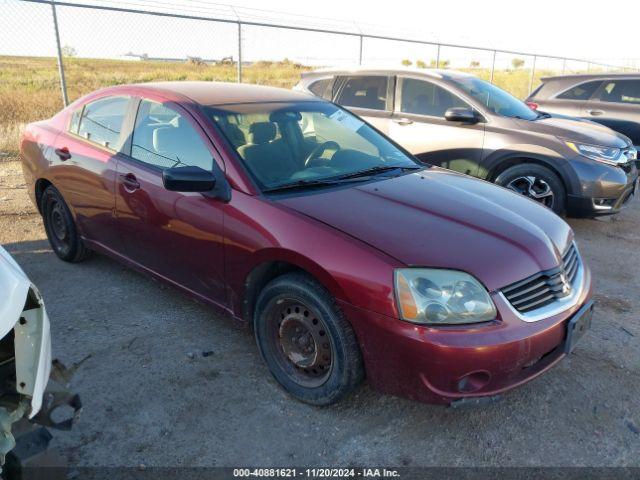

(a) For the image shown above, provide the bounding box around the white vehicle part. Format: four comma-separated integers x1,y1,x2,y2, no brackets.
0,247,52,418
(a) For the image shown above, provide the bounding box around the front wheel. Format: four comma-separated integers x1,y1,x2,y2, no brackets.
254,273,364,405
495,163,566,215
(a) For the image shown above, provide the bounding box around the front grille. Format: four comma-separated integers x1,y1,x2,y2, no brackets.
502,244,580,313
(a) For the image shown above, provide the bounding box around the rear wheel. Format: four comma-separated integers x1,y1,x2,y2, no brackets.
40,186,90,262
495,163,566,214
254,273,364,405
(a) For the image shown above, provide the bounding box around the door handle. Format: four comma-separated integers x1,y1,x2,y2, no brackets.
587,109,605,116
54,147,71,161
393,117,413,126
120,173,140,192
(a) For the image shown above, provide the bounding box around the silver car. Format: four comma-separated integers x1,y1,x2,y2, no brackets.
295,67,638,217
526,73,640,148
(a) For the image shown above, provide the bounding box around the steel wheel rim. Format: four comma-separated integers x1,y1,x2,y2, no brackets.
46,199,71,254
506,175,555,208
269,299,333,388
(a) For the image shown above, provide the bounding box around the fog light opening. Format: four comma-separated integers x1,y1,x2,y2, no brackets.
592,198,615,210
457,371,491,393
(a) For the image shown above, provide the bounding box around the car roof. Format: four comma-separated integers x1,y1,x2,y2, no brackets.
115,81,318,106
302,65,474,80
541,73,640,82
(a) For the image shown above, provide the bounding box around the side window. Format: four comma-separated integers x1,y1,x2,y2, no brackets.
77,96,128,149
69,108,82,134
336,76,388,111
308,78,335,100
557,81,602,100
400,78,467,117
596,80,640,104
131,100,213,171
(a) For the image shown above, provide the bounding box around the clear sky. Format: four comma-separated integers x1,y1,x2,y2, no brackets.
2,0,638,68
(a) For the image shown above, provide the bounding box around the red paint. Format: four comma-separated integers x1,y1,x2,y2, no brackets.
20,82,594,404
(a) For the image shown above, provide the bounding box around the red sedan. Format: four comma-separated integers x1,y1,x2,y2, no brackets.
20,82,594,405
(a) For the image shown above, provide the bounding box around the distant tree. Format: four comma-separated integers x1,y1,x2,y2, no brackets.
401,59,412,67
429,59,449,68
61,45,77,57
511,58,525,69
416,59,427,68
470,60,480,68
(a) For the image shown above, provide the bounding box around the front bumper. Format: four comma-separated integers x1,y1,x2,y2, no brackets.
340,264,593,405
566,156,638,217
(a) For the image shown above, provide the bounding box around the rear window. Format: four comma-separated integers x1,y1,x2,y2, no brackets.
77,96,129,150
557,81,602,100
336,76,389,111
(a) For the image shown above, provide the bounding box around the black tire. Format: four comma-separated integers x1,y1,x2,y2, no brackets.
40,185,91,262
495,163,566,215
254,272,364,405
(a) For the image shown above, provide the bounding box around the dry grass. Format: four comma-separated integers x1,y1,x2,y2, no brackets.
0,55,585,157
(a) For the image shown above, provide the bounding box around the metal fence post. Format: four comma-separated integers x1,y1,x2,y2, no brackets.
528,55,537,94
237,22,242,83
436,44,440,68
358,35,363,65
489,50,496,84
586,62,590,73
51,0,68,107
562,58,566,74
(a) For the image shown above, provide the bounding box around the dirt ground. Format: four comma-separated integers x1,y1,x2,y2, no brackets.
0,158,638,469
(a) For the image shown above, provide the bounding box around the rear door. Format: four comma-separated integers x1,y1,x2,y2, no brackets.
50,95,130,254
333,75,393,134
540,80,602,117
389,76,484,176
114,98,227,305
581,79,640,146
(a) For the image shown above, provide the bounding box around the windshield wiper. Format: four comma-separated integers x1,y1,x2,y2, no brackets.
535,111,552,120
262,176,371,193
336,164,422,180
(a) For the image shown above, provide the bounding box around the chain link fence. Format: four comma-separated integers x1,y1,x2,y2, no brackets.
1,0,637,155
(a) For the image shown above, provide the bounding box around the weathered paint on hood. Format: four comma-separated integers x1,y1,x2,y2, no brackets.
278,169,573,291
517,116,630,148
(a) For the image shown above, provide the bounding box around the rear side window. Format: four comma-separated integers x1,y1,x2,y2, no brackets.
131,100,213,171
336,76,388,111
400,78,467,117
557,81,602,100
77,96,129,150
308,78,335,100
596,80,640,104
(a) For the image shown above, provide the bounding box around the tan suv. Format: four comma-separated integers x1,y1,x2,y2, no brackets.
526,73,640,148
295,67,638,217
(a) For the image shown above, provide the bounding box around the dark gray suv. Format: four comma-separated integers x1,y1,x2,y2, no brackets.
526,73,640,148
295,68,638,216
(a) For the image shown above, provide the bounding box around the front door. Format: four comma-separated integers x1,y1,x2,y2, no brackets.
115,98,226,305
389,76,485,177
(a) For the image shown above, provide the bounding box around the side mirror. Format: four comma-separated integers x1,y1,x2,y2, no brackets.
445,107,481,124
162,166,216,193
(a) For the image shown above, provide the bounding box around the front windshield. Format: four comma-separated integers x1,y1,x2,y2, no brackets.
208,102,418,191
448,76,538,120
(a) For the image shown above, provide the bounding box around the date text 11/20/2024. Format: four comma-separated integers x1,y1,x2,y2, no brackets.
233,468,401,478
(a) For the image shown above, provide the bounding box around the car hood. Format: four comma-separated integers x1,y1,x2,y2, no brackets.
278,169,573,291
515,116,630,148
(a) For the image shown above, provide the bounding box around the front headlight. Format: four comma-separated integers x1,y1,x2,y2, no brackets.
565,141,623,166
395,269,496,325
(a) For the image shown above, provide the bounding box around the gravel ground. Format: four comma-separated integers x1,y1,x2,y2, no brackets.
0,158,638,468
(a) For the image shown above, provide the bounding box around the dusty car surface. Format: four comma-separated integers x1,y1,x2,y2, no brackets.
296,67,639,216
20,81,594,406
0,245,80,476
